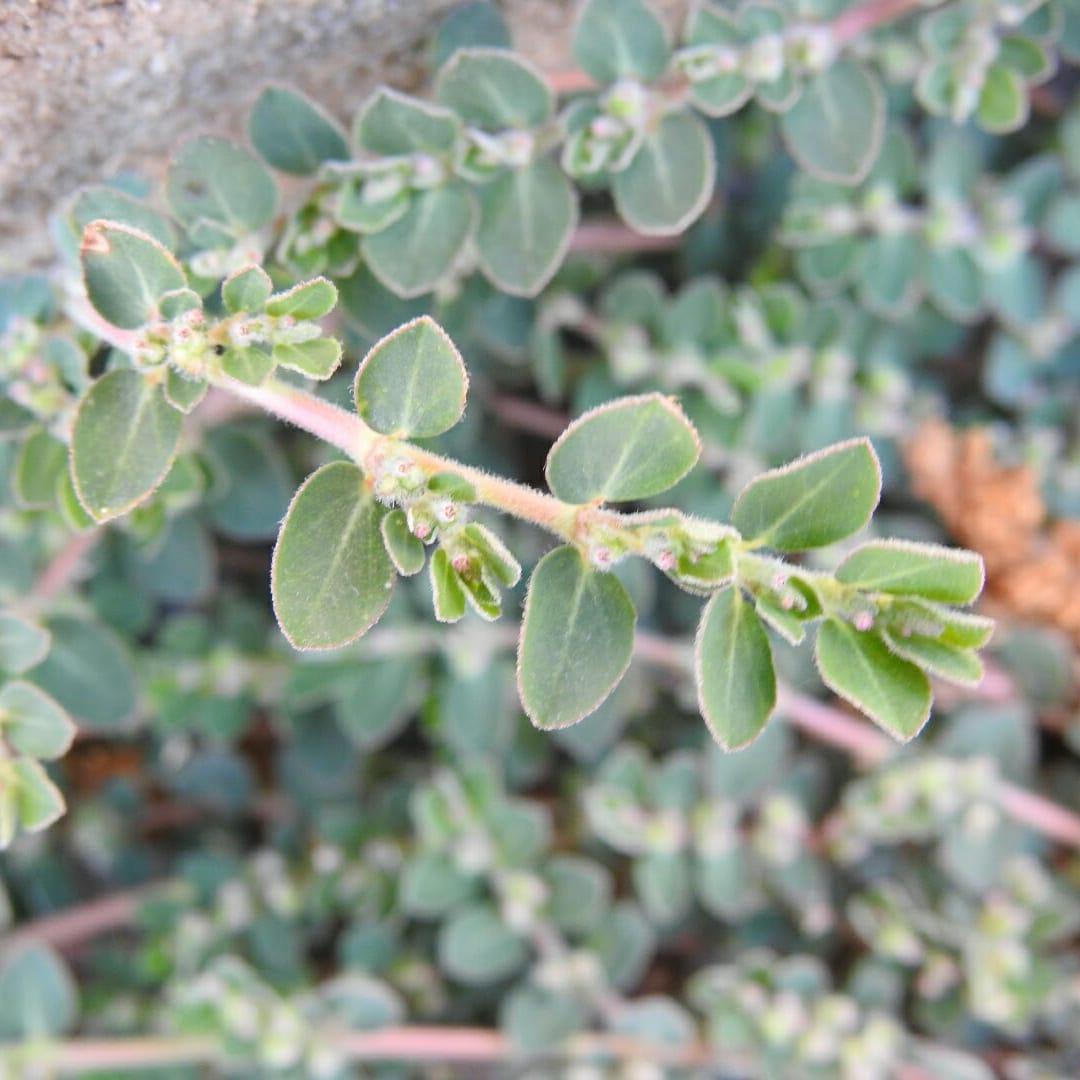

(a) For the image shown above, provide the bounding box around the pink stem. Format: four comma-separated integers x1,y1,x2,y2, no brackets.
830,0,925,44
32,529,101,603
570,221,682,254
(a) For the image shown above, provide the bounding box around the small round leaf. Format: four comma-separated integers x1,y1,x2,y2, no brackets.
354,316,468,438
545,393,700,504
271,462,395,649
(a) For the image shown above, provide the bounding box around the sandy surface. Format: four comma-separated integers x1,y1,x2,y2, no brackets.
0,0,684,271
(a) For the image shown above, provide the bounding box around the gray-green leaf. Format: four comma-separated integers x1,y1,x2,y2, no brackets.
815,618,932,740
71,369,183,522
835,540,984,604
271,462,395,649
249,85,350,174
436,48,552,129
0,681,76,760
545,393,700,503
476,159,578,297
613,109,715,235
695,587,777,750
517,545,636,728
731,438,881,551
573,0,671,84
354,316,468,437
780,60,885,184
80,221,186,329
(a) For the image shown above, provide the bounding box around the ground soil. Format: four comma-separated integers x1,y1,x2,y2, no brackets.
0,1,684,271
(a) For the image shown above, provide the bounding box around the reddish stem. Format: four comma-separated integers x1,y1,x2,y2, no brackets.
830,0,925,44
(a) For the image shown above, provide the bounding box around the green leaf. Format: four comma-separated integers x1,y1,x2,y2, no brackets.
333,656,424,750
220,346,274,385
476,159,577,296
731,438,881,551
544,855,612,935
15,757,66,834
338,263,432,340
0,399,36,439
0,681,76,760
80,221,186,329
858,233,920,317
272,337,342,380
164,368,208,413
815,618,932,740
517,545,636,729
438,904,529,985
463,523,521,586
204,425,293,541
0,944,78,1039
400,853,477,916
381,509,426,576
545,393,700,503
70,187,177,251
835,540,984,604
249,85,349,174
978,63,1027,133
363,183,476,298
14,428,67,509
354,316,468,438
780,61,885,184
0,614,50,675
166,136,278,235
694,587,777,750
222,265,272,315
573,0,671,84
434,2,511,69
429,547,467,623
436,48,552,129
501,986,584,1053
265,277,338,320
271,462,395,649
682,4,752,116
355,88,460,155
881,631,984,687
28,616,137,731
633,852,692,924
71,369,183,522
613,109,715,235
158,288,201,321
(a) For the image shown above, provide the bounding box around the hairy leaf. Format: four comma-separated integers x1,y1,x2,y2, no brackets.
272,462,395,649
518,545,636,728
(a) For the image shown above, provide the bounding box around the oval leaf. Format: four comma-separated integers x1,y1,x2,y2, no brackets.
438,904,529,985
731,438,881,552
271,461,395,649
835,540,985,604
815,618,932,741
476,159,578,297
545,393,700,504
72,369,183,522
249,85,350,175
355,87,460,155
695,587,777,750
436,48,552,129
28,616,137,731
166,136,278,234
517,545,636,729
573,0,671,84
0,681,76,760
613,109,715,235
80,221,186,329
363,183,476,298
354,316,468,438
0,614,50,675
780,60,885,184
